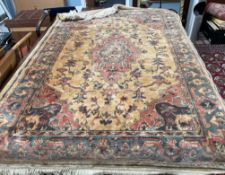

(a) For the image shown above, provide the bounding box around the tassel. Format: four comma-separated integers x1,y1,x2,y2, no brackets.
0,165,224,175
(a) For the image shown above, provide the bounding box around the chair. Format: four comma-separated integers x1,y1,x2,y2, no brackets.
36,6,77,36
0,32,32,88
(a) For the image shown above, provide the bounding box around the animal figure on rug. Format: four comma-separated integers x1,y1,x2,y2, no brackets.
155,102,192,130
14,104,61,133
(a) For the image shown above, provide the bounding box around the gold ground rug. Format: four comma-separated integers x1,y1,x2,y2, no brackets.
0,7,225,173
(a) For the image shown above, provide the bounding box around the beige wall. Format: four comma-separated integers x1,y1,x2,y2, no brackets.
13,0,65,13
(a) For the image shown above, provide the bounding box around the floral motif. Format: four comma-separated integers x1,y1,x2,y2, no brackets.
92,34,138,82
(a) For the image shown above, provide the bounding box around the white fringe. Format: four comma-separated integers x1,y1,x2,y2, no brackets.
0,165,224,175
58,4,137,21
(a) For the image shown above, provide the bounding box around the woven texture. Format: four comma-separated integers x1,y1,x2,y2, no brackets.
0,7,225,170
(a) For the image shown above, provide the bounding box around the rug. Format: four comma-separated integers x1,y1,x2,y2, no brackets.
0,6,225,173
195,41,225,99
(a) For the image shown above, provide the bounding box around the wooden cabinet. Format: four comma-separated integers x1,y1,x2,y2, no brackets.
13,0,65,13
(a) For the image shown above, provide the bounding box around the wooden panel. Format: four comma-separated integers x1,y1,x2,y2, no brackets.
0,32,32,88
5,10,50,28
0,49,16,87
14,0,65,13
86,0,95,8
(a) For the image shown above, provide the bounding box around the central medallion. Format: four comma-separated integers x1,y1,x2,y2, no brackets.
92,34,138,82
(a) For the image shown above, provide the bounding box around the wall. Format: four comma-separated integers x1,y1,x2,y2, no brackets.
66,0,84,12
66,0,82,6
126,0,133,6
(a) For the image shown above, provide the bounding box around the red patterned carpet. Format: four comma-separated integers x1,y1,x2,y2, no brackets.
195,40,225,99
